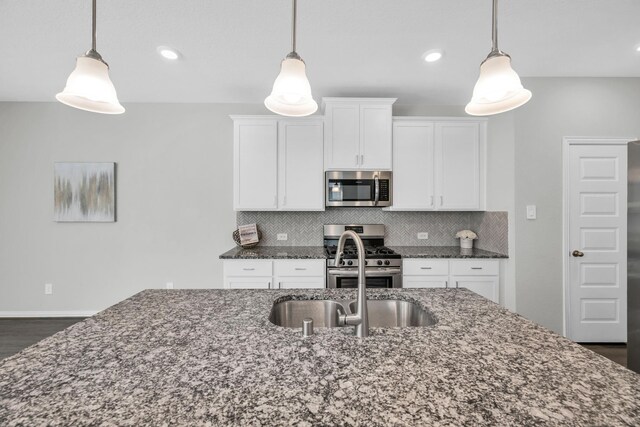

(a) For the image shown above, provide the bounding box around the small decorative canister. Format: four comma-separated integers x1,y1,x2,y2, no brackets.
456,230,478,249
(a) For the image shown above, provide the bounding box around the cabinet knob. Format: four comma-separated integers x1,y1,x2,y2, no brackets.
572,250,584,257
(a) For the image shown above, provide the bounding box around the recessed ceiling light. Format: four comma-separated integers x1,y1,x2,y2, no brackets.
157,46,180,60
423,49,444,63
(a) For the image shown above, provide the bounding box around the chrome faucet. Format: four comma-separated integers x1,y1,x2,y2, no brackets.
335,230,369,338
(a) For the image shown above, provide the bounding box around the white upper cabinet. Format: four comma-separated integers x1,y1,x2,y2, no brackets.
324,98,396,171
232,116,324,211
389,118,486,211
234,118,278,210
392,121,435,210
435,122,482,210
278,119,324,210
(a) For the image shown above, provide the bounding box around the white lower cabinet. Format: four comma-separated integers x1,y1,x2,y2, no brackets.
223,259,325,290
450,276,499,304
403,259,500,304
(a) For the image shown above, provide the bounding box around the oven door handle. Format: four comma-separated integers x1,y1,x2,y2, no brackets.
328,268,402,276
374,175,380,206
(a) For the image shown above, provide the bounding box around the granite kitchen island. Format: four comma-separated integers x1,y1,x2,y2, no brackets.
1,289,639,426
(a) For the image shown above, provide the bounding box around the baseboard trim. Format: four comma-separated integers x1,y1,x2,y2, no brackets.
0,311,98,318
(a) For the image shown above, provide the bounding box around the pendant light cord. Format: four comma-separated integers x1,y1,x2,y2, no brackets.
92,0,97,51
291,0,297,53
491,0,498,52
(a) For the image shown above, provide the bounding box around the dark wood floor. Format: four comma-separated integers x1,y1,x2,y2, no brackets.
581,343,628,367
0,319,630,369
0,318,85,360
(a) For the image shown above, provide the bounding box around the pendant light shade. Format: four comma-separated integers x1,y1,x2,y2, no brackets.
265,54,318,117
465,55,531,116
465,0,530,116
56,55,125,114
56,0,124,114
264,0,317,117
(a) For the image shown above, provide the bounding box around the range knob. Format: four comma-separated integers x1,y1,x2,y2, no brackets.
365,260,369,266
384,260,390,266
347,260,353,266
339,260,345,266
377,260,383,266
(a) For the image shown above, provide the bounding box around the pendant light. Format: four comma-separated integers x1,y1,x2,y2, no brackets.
264,0,318,117
56,0,125,114
465,0,531,116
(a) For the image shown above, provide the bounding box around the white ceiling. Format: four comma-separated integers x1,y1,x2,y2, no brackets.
1,0,639,105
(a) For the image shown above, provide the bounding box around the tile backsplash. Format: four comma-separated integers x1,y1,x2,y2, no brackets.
237,209,508,255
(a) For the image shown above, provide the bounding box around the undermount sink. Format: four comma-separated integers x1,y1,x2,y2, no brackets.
348,299,437,327
269,300,346,328
270,298,437,329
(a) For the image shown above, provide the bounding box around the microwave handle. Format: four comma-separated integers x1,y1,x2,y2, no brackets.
374,175,380,206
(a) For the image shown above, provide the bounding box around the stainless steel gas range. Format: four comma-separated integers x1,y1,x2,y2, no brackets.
324,224,402,289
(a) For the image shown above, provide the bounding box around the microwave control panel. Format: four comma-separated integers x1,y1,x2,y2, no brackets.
379,181,390,201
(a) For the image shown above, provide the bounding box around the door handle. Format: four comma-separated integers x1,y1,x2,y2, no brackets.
572,250,585,257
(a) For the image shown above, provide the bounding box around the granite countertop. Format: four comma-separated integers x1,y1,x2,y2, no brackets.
219,246,507,259
219,245,327,259
1,289,638,426
390,246,508,259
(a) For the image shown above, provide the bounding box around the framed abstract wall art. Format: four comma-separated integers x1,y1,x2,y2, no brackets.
54,162,116,222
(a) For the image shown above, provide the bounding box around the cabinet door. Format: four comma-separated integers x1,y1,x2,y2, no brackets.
435,122,481,210
392,121,435,210
276,276,325,289
225,277,273,289
360,105,392,170
404,276,449,289
234,120,278,210
452,276,499,303
278,120,324,211
325,103,360,169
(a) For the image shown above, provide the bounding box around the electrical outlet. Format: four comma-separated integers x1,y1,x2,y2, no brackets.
166,282,174,289
44,283,53,295
417,232,429,240
277,233,288,241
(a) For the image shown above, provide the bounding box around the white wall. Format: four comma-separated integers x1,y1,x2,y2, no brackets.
514,77,640,334
0,102,264,315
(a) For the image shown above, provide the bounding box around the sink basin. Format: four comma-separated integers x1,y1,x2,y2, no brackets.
269,300,346,328
348,299,436,327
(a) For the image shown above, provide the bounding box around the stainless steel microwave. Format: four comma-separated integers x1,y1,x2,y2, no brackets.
325,171,392,207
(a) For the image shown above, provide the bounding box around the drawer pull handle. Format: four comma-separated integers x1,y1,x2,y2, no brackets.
471,267,483,270
420,267,432,270
243,268,255,271
294,268,307,271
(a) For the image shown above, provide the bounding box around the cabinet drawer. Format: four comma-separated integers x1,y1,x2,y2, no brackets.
450,260,499,276
276,277,325,289
224,260,273,277
403,259,449,276
403,276,449,289
274,259,325,277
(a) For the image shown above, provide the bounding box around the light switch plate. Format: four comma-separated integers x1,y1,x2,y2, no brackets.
44,283,53,295
277,233,288,241
526,205,537,220
417,232,429,240
166,282,174,289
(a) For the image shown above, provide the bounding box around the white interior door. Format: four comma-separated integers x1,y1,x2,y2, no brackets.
567,141,627,342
